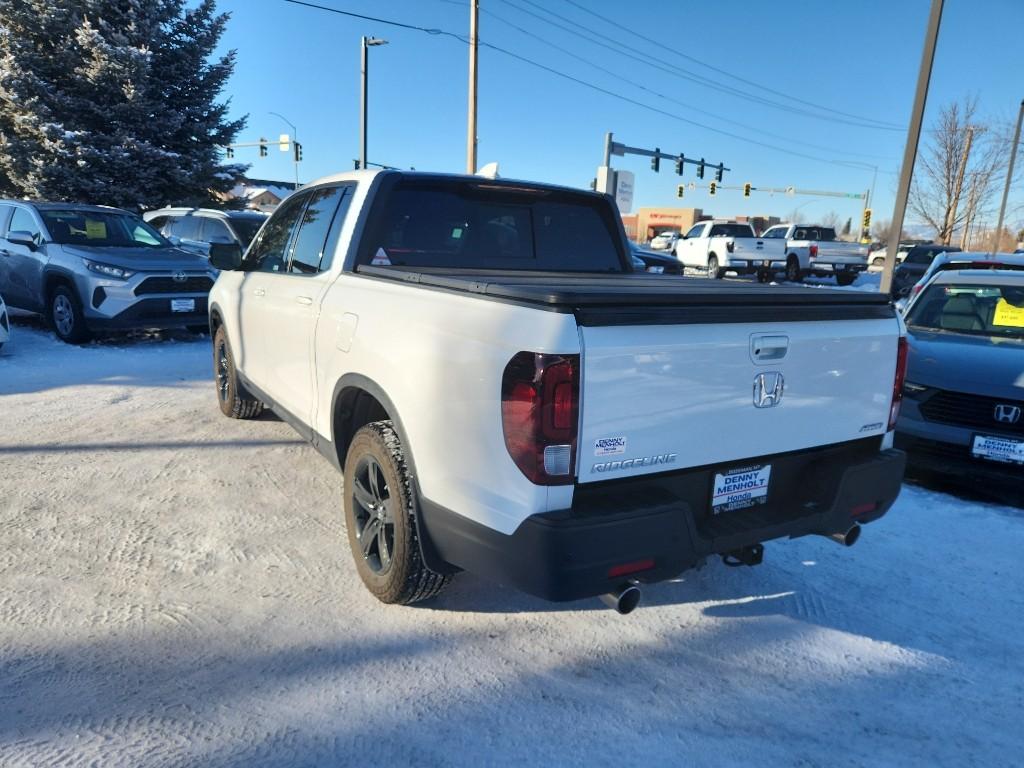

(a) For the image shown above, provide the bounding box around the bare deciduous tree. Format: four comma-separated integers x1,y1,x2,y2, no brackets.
909,97,1009,246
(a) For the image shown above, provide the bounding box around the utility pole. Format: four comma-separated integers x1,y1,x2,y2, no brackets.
466,0,479,174
882,0,944,296
943,125,976,244
959,171,981,249
994,99,1024,252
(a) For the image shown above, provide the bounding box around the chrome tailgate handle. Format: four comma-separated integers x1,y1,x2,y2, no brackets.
750,334,789,362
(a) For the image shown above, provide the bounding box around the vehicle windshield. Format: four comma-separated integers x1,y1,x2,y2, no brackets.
905,281,1024,341
363,180,625,272
41,209,169,248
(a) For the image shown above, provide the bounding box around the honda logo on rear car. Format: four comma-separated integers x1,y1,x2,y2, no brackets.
753,372,785,408
994,404,1022,424
172,271,187,283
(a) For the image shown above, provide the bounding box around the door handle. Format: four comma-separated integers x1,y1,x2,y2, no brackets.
253,287,266,297
295,296,313,306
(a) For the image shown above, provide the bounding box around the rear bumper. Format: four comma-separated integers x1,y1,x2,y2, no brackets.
895,431,1024,487
722,258,785,273
420,442,905,602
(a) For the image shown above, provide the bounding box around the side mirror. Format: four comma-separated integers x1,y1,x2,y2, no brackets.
167,235,182,246
7,230,38,250
208,242,243,271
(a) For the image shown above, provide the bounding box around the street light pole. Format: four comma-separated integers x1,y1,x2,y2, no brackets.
269,111,298,189
360,36,388,171
881,0,944,296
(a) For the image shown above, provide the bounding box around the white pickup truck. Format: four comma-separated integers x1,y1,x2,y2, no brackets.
761,224,869,285
673,220,786,280
207,170,906,613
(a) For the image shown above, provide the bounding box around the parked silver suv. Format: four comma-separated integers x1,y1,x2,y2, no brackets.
0,200,216,343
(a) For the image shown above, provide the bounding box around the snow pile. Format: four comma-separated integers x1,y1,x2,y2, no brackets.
1,320,1022,767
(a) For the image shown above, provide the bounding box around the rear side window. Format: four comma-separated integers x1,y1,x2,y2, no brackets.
363,181,625,272
709,224,754,238
167,215,201,240
200,217,235,244
288,186,348,274
905,248,938,265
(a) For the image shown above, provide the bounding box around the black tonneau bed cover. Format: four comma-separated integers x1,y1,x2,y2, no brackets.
356,265,895,326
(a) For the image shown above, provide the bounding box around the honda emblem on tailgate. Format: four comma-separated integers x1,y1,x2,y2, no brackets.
994,404,1022,424
753,372,784,408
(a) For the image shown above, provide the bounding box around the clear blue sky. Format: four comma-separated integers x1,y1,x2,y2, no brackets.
213,0,1023,230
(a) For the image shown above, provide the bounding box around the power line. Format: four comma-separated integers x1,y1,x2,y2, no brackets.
558,0,903,130
282,0,898,172
501,0,901,132
481,5,892,162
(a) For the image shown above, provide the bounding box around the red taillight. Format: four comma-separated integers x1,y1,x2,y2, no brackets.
850,502,878,518
501,351,579,485
910,283,923,298
608,559,655,578
889,336,909,430
809,244,819,259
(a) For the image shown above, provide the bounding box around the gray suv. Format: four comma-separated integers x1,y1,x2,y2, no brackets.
0,200,216,343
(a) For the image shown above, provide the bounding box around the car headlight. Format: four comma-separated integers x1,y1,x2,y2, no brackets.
83,259,136,280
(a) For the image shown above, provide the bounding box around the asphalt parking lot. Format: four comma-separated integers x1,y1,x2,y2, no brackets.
1,314,1022,767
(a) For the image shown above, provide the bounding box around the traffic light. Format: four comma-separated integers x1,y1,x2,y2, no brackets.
743,182,751,198
715,165,724,182
225,146,234,159
862,208,872,230
709,181,717,196
697,158,705,179
258,137,268,158
651,147,660,173
676,184,685,199
674,154,684,175
294,142,303,162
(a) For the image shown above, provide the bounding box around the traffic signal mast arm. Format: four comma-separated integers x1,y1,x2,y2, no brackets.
715,184,867,199
607,138,729,179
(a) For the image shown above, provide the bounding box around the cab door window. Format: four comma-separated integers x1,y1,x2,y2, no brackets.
200,217,235,244
288,185,354,274
245,193,310,273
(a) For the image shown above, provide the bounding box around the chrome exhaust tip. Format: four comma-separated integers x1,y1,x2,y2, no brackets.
827,524,862,547
600,583,642,614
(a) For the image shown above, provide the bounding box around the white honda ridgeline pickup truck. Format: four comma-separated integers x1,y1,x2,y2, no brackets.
207,170,907,613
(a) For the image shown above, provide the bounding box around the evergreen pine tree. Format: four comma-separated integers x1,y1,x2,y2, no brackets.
0,0,246,209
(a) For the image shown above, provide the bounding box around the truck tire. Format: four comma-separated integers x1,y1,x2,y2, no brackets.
213,325,264,419
836,272,857,287
49,284,91,344
343,420,451,605
707,254,723,279
785,255,803,283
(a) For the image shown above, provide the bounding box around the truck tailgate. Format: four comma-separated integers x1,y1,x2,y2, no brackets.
578,319,897,483
730,237,783,260
816,242,868,263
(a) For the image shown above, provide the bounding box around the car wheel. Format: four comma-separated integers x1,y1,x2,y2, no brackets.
343,420,451,605
213,325,264,419
49,284,90,344
785,255,803,283
836,272,857,287
872,256,884,267
708,254,723,279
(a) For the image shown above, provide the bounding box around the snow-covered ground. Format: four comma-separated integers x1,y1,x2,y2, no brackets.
1,316,1022,768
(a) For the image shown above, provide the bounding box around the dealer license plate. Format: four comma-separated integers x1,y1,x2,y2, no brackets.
971,434,1024,465
171,299,195,313
712,464,772,514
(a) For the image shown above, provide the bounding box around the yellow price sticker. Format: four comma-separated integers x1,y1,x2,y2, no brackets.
85,220,107,239
993,298,1024,328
